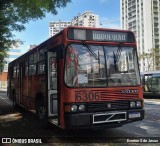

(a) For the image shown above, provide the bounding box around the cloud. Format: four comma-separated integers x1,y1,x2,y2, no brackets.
99,0,108,3
99,17,120,29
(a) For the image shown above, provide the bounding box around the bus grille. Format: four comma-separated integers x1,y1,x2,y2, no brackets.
93,90,139,101
87,100,130,112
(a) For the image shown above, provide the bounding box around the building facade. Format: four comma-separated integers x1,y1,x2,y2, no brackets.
49,21,71,37
49,11,100,37
120,0,160,71
0,41,21,89
71,11,99,28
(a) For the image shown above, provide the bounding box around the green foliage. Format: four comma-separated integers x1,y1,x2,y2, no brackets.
0,0,71,72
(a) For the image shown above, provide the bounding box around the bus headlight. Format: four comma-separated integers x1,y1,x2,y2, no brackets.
79,105,86,111
136,101,142,107
130,101,136,108
71,105,78,112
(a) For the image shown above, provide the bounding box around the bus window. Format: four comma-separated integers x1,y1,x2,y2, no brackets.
39,46,47,61
13,66,17,78
65,44,106,87
28,53,37,76
25,59,28,76
49,57,57,89
37,61,45,74
16,63,19,77
144,75,152,92
65,44,140,87
105,46,140,86
152,75,160,93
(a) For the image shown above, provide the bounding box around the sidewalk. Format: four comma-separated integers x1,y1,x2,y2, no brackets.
0,88,7,93
144,98,160,105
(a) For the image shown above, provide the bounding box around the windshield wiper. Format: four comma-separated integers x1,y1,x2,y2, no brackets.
83,43,99,60
113,43,123,71
115,43,123,62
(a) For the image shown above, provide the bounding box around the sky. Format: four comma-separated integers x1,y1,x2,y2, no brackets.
14,0,120,54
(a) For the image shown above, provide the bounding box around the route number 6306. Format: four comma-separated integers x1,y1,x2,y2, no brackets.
75,91,100,102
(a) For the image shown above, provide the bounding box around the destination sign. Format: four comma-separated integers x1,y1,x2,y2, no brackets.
92,31,127,42
68,28,135,43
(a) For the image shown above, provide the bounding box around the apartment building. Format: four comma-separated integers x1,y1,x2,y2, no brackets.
0,41,21,89
120,0,160,71
49,21,71,37
49,11,99,37
71,11,99,27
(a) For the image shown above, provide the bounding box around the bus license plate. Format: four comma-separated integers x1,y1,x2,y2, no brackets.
129,112,141,119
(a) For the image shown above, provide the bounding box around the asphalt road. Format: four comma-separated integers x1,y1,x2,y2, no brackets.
0,92,160,145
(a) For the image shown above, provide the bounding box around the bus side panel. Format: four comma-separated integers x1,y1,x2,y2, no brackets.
27,76,35,110
59,59,66,129
34,75,47,106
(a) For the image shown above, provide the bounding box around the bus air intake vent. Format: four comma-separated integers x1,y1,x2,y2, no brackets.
87,100,129,112
92,90,139,101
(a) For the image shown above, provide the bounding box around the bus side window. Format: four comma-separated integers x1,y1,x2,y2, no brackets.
152,75,160,93
37,46,46,75
13,66,16,78
9,66,14,79
29,53,37,76
144,75,152,92
50,57,57,89
16,63,19,77
37,61,45,74
25,59,28,76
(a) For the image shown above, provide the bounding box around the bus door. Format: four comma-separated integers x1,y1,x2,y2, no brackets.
47,52,59,125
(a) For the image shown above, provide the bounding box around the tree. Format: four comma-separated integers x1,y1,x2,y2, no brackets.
0,0,71,72
139,48,160,71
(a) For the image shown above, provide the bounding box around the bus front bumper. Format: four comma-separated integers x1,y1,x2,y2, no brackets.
64,109,144,129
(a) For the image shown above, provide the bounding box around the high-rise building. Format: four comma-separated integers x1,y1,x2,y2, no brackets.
71,11,99,27
4,41,21,72
120,0,160,71
49,11,99,37
0,40,21,89
49,21,71,37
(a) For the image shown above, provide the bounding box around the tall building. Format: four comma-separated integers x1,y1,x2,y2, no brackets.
4,41,21,72
49,21,71,37
49,11,99,37
120,0,160,71
71,11,99,27
0,41,21,89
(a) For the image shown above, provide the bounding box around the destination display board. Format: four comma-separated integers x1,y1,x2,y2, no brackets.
68,28,135,43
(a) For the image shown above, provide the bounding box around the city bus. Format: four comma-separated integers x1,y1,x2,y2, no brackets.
141,70,160,98
8,26,144,129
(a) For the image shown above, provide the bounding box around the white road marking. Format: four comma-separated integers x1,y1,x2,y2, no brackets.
144,99,160,105
0,95,12,105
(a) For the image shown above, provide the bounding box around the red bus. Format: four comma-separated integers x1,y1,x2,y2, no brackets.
8,26,144,129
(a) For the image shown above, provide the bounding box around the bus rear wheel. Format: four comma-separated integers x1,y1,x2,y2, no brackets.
36,102,46,120
12,90,17,109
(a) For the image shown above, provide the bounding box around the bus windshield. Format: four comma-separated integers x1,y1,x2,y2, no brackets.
65,44,140,87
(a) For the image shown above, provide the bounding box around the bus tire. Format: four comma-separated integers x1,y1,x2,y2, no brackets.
35,100,49,128
35,100,46,120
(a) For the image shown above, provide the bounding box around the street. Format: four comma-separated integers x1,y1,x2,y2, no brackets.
0,91,160,145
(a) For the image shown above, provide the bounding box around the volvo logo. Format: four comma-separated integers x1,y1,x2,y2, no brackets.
121,89,138,94
107,103,111,108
